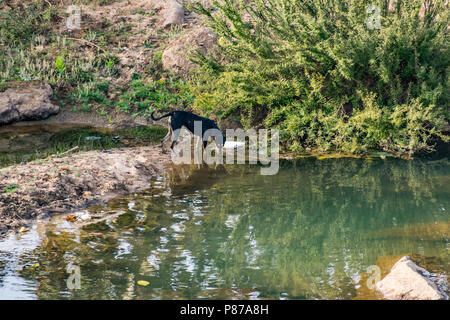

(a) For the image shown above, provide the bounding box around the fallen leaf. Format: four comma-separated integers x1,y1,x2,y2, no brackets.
65,214,77,222
91,232,105,237
137,280,150,287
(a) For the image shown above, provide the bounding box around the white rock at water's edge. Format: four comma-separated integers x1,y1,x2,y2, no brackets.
376,256,448,300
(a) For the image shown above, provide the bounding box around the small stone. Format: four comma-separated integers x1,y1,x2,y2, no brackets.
79,213,92,221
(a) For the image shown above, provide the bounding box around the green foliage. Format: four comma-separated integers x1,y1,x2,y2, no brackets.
116,78,194,116
69,81,111,107
0,3,194,119
3,183,19,194
190,0,449,156
55,56,66,73
0,1,58,46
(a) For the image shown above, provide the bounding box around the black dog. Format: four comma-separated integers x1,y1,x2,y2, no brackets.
151,110,226,151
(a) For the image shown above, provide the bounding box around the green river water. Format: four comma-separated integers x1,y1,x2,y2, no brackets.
0,157,449,299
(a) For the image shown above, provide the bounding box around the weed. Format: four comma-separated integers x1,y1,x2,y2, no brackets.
4,184,19,194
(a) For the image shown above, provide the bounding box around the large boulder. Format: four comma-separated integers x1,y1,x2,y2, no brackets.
162,26,217,75
376,256,448,300
0,83,59,125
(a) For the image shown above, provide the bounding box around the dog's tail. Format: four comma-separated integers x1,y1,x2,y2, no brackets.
151,111,174,121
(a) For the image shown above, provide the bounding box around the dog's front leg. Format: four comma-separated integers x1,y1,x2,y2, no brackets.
160,126,173,153
161,126,172,147
170,126,181,150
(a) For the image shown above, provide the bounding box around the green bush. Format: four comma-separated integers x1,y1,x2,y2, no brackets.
116,78,194,116
189,0,449,156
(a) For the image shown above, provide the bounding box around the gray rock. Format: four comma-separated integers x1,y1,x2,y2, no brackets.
376,256,448,300
0,83,59,125
162,0,185,29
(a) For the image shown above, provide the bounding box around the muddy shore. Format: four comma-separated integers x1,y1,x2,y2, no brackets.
0,146,170,236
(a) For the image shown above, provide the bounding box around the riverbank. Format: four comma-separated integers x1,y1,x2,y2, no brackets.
0,146,170,236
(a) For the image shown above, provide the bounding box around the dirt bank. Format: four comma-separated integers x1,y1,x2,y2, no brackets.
0,146,171,236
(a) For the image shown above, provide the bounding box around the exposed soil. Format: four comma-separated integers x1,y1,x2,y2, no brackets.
0,146,171,236
72,0,205,86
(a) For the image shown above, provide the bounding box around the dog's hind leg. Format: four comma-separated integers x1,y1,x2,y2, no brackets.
161,126,172,147
160,126,173,148
160,126,172,154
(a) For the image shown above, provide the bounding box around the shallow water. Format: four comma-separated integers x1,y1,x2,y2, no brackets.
0,124,166,168
0,157,449,300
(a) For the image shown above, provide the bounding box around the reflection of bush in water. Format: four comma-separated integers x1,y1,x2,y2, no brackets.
170,158,450,298
164,163,256,196
208,159,449,296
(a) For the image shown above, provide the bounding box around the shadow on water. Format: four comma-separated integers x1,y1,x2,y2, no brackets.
0,156,449,300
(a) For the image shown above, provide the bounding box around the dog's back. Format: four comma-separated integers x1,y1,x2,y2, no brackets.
171,111,219,133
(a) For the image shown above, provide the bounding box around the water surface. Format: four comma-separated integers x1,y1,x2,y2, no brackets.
0,157,449,299
0,124,166,168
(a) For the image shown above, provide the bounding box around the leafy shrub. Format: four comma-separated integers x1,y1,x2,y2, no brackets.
68,81,111,107
116,78,194,116
189,0,449,155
